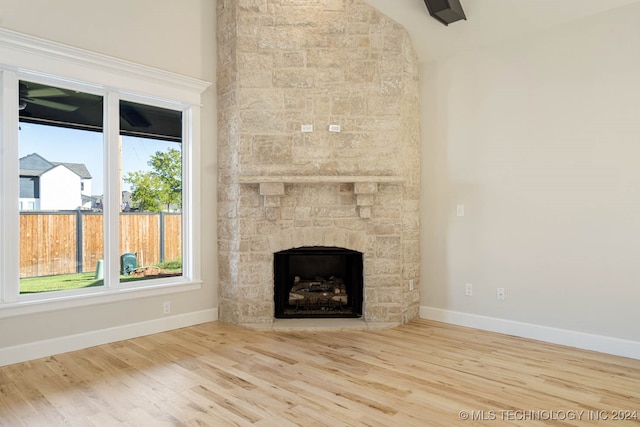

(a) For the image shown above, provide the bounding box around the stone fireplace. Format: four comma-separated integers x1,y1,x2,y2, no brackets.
217,0,420,327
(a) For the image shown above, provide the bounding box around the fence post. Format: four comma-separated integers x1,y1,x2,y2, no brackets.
159,211,165,264
76,210,83,273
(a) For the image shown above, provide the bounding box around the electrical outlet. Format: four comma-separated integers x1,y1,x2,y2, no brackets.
496,288,505,301
409,279,414,291
456,204,465,217
163,301,171,314
465,283,473,296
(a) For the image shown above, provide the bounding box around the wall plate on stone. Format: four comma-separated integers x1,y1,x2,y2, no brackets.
329,124,341,132
301,124,313,132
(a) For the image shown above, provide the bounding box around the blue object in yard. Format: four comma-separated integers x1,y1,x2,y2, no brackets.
120,253,138,275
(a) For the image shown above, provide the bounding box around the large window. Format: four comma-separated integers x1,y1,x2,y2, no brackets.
119,100,184,285
17,82,185,294
0,29,207,314
18,81,105,294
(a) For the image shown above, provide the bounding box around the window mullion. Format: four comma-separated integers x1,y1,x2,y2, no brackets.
182,106,196,281
0,70,20,302
104,92,121,289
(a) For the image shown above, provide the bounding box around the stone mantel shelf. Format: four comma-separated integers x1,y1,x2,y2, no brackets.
237,175,405,184
239,175,404,220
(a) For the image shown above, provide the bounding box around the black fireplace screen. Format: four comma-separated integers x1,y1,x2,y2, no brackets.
274,246,363,318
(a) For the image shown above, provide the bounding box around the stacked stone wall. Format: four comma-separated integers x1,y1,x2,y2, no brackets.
217,0,420,325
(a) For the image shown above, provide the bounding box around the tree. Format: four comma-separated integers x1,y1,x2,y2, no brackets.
123,148,182,212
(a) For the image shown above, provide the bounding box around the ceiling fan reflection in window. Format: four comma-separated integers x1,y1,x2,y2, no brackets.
19,82,79,112
18,80,182,142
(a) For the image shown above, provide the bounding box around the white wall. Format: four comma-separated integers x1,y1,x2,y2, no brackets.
81,178,91,197
0,0,217,361
40,166,81,210
421,3,640,347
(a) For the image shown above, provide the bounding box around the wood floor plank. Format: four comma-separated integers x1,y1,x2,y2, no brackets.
1,319,639,426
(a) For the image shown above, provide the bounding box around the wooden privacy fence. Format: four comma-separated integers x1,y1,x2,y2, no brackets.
20,211,182,278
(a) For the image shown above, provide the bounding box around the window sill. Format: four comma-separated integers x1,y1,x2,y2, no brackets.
0,279,202,319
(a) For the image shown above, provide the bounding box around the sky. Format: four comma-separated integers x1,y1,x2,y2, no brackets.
19,122,180,194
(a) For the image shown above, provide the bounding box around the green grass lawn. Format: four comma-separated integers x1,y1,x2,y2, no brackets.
20,261,182,294
20,273,104,293
19,273,178,293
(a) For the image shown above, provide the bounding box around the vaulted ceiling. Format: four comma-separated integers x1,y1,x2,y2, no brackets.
365,0,640,62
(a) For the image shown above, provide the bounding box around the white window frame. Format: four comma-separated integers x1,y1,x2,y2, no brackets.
0,28,210,318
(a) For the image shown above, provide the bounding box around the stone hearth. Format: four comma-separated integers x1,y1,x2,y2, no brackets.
216,0,420,326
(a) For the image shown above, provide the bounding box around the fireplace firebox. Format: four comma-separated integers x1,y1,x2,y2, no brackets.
274,246,363,318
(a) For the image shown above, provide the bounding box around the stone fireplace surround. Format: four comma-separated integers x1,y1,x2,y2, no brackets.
216,0,420,327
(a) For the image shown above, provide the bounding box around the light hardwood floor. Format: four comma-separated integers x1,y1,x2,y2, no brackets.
1,319,639,426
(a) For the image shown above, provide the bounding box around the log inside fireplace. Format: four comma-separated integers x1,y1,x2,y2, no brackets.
273,246,363,318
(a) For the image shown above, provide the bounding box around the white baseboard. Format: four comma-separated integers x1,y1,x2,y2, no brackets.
420,306,640,360
0,308,218,367
5,307,636,367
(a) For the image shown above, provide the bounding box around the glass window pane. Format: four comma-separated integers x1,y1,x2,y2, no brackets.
119,100,182,282
18,80,104,294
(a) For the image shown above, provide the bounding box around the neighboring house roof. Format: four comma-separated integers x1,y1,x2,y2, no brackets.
19,168,48,177
19,153,53,175
19,153,91,179
81,194,97,204
52,162,92,179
